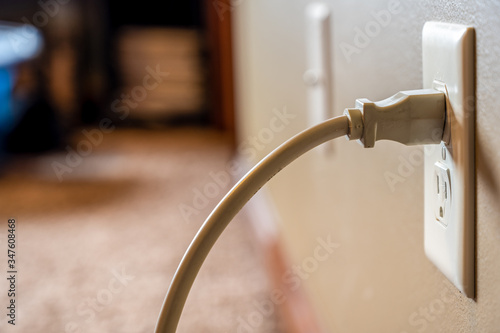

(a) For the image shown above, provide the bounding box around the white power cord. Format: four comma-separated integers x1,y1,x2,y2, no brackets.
154,88,446,333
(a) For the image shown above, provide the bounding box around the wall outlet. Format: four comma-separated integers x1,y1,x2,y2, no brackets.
422,22,475,298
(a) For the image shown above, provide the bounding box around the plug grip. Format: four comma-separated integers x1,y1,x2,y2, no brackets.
345,89,445,148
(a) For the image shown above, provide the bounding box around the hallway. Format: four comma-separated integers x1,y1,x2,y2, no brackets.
0,127,282,332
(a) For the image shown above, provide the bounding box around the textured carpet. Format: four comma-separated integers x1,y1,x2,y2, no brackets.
0,127,283,333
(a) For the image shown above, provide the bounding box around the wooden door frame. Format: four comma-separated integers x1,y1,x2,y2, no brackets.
205,0,236,145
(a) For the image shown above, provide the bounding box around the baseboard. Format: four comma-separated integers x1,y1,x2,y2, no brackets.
243,185,328,333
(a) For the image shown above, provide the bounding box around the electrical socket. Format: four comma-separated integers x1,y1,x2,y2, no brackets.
422,22,475,298
434,161,451,226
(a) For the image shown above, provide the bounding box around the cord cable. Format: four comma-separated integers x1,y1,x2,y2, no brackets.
154,88,447,332
154,115,350,333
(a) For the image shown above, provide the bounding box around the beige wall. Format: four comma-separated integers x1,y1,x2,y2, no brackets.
233,0,500,332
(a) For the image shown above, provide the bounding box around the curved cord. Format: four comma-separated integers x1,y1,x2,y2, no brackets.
155,115,350,333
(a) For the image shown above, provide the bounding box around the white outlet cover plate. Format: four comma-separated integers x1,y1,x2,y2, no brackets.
422,22,475,298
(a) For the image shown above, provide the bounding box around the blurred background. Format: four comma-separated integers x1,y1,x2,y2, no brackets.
0,1,280,332
0,0,236,156
2,1,500,333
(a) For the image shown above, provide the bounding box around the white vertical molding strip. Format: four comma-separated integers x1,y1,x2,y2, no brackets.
304,3,333,152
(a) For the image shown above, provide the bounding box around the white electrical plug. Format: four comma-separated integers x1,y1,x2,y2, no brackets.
343,89,446,147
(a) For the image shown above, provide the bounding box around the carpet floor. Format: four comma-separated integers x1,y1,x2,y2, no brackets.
0,127,283,333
